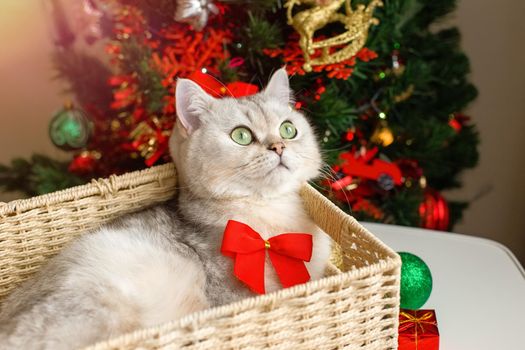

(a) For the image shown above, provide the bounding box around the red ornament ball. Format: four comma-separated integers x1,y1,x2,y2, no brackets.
69,152,97,175
419,189,450,231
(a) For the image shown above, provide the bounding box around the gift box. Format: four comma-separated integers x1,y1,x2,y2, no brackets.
398,309,440,350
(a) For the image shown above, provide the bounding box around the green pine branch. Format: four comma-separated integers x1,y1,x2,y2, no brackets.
119,39,168,113
0,155,85,198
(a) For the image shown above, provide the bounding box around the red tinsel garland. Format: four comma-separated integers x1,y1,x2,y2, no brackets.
102,4,233,168
264,36,377,79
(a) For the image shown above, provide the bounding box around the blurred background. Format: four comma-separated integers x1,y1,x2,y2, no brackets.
0,0,523,263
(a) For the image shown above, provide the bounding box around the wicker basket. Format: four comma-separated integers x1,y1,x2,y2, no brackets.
0,163,401,349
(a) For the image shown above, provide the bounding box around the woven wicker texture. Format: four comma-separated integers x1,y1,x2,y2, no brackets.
0,163,401,349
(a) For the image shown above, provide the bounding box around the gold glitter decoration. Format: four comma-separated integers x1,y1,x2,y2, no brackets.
111,120,121,131
130,122,158,159
371,121,394,147
329,242,344,270
285,0,383,72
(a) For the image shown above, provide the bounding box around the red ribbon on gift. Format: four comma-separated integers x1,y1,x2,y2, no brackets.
221,220,312,294
398,309,440,350
188,71,259,98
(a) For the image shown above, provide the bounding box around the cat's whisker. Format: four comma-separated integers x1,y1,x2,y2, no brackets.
318,145,353,153
297,155,353,209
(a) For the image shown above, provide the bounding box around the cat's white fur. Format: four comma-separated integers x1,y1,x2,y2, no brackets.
76,227,209,326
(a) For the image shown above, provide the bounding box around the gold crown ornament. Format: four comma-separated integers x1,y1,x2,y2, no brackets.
285,0,383,72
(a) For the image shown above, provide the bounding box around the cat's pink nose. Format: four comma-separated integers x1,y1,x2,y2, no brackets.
269,142,286,156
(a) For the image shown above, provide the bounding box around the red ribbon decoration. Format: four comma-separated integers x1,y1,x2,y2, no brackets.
188,71,259,98
221,220,313,294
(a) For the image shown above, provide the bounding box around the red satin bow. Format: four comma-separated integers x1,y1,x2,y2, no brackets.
188,71,259,98
221,220,313,294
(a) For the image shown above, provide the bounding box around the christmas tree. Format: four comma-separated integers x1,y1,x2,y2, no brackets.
0,0,478,230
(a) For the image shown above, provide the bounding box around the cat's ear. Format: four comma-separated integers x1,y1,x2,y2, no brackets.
263,67,292,105
175,78,213,135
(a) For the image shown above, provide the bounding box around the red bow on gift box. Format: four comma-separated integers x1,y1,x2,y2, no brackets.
188,71,259,98
221,220,313,294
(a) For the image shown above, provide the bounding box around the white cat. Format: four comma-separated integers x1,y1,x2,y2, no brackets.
0,68,331,349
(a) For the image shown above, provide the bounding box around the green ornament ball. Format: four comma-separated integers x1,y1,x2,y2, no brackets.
399,252,433,310
49,103,92,150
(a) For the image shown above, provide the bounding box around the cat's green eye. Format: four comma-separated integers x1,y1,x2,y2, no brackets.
231,127,253,145
279,121,297,139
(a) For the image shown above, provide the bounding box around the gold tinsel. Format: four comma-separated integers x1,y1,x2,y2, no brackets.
285,0,383,72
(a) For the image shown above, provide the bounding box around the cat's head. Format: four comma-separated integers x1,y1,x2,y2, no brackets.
169,68,321,199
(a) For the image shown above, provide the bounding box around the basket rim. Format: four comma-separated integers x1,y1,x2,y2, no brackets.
0,163,400,266
0,163,400,270
0,163,176,216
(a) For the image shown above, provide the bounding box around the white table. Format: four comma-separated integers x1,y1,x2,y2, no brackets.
363,223,525,350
